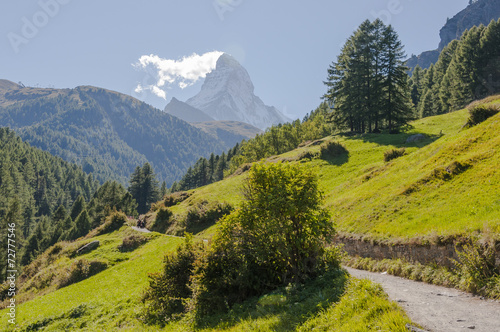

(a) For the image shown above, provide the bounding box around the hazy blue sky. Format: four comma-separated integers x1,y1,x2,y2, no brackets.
1,0,468,120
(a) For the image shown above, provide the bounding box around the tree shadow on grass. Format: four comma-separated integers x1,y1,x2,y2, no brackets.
320,152,350,166
196,269,349,331
339,130,442,149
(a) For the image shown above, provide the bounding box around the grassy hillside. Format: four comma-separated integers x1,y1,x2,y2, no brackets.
0,226,413,331
148,97,500,243
0,228,183,331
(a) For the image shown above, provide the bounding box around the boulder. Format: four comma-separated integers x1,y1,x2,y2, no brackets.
406,134,427,144
77,240,100,255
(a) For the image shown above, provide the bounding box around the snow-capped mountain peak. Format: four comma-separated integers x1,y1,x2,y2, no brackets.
186,53,290,130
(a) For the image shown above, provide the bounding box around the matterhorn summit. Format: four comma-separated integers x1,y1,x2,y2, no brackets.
186,53,290,130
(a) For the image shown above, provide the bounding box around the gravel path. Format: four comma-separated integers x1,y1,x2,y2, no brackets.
130,226,151,233
346,267,500,332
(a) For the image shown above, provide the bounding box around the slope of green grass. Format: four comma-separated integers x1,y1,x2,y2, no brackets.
158,98,500,242
1,229,183,331
1,229,414,331
326,107,500,241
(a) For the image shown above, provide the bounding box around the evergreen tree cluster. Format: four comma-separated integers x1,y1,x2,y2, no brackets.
21,181,138,268
0,128,98,276
0,127,139,274
410,18,500,117
128,163,160,214
170,144,240,192
324,19,413,133
171,103,333,192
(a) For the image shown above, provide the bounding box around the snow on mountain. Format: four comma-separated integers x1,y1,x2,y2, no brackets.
186,53,291,130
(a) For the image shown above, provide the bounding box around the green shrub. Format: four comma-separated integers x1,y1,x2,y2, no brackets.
173,202,233,235
143,163,339,324
297,150,319,161
58,259,108,288
95,211,127,235
319,141,348,159
465,104,500,127
383,148,406,162
142,235,201,324
151,207,174,233
453,242,498,294
119,233,148,252
190,162,336,318
164,191,191,207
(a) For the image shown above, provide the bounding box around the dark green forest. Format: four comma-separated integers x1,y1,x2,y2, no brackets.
0,127,145,278
0,128,98,277
410,18,500,117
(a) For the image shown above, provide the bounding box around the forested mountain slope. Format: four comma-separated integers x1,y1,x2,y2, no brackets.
0,81,226,186
0,127,99,277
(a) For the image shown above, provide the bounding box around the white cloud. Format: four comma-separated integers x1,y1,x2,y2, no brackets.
134,51,223,99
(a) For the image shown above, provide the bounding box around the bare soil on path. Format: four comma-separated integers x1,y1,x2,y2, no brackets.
345,267,500,332
130,226,151,233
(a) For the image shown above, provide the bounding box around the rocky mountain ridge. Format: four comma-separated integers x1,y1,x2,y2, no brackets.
184,54,291,130
407,0,500,71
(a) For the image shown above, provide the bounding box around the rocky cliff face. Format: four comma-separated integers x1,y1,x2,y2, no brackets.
407,0,500,71
439,0,500,50
186,54,290,130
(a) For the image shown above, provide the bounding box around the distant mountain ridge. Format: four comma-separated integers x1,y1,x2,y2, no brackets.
0,80,226,186
191,120,262,148
184,54,291,130
164,97,214,123
407,0,500,71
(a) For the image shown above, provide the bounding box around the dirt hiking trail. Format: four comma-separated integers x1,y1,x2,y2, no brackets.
346,267,500,332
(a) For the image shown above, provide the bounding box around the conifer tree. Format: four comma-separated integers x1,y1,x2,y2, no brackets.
324,20,412,132
410,65,424,110
68,209,91,240
70,195,86,221
129,163,160,214
380,24,413,131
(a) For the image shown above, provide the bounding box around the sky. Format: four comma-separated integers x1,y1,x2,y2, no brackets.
0,0,469,120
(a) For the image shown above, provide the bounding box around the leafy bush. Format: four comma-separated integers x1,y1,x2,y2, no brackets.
142,235,201,324
184,202,233,232
465,104,500,127
190,162,336,318
95,211,127,235
119,233,148,252
151,207,174,233
143,162,340,324
320,141,348,159
453,242,498,294
297,150,319,161
164,191,191,207
58,259,108,288
383,148,406,162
